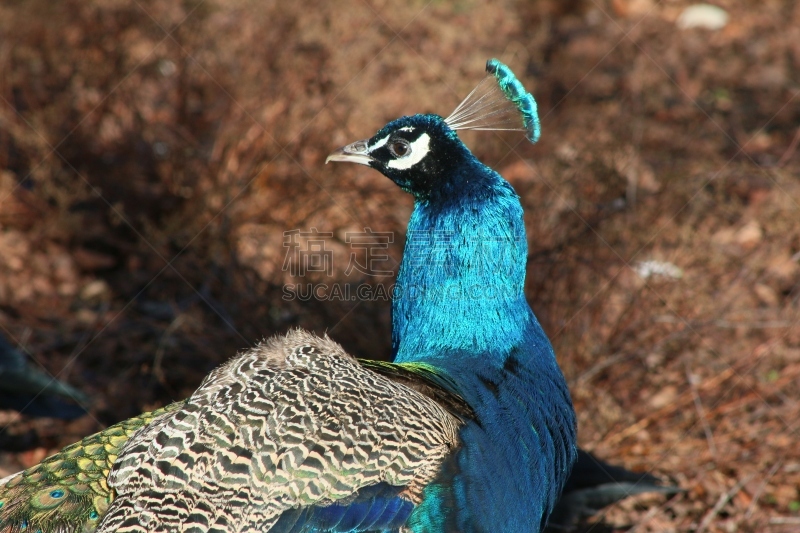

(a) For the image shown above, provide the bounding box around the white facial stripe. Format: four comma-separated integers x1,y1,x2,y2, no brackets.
387,133,431,170
368,134,390,153
398,126,415,132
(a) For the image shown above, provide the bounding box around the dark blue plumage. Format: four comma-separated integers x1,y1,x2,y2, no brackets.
328,60,578,531
270,484,413,533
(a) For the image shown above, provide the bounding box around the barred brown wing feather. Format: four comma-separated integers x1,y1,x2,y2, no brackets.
98,330,461,533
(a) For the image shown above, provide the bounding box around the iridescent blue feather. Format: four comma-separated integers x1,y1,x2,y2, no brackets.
270,484,413,533
485,58,541,143
384,112,577,530
444,58,541,143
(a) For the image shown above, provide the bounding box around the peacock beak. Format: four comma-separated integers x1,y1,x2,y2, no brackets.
325,139,374,166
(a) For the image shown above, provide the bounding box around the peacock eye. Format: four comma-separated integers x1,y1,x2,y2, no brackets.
389,140,410,158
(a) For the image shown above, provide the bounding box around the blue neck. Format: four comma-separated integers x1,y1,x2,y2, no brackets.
390,156,577,532
392,158,531,365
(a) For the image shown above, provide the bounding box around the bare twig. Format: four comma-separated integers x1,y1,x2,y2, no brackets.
605,364,736,447
745,460,783,519
575,350,629,384
696,474,755,533
770,517,800,524
685,360,718,459
627,492,682,533
605,339,785,447
777,126,800,167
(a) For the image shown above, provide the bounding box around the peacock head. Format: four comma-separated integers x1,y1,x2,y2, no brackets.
327,59,541,200
326,114,472,198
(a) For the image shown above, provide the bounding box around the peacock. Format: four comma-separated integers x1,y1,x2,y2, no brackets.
325,59,578,531
0,60,673,533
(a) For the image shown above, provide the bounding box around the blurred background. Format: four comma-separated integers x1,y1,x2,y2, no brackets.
0,0,798,530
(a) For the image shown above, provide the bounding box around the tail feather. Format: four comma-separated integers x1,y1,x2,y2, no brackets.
0,402,185,533
546,450,682,531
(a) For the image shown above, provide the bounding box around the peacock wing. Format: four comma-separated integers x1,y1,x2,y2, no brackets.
98,330,462,533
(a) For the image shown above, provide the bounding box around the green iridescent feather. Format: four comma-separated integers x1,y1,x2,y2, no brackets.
0,401,186,533
357,360,474,420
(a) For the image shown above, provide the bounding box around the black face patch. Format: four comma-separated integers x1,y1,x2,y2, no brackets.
368,127,424,164
338,114,475,200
